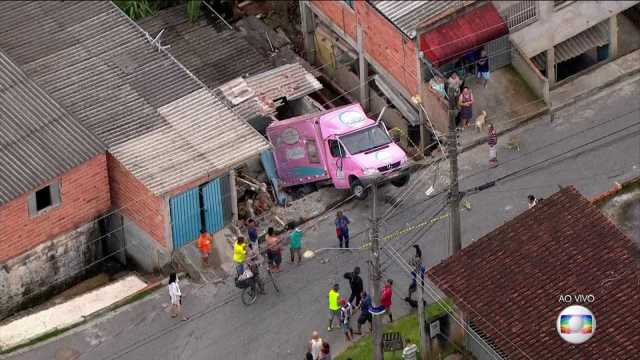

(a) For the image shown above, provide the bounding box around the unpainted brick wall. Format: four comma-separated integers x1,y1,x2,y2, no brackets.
0,154,110,263
312,1,419,95
107,154,166,247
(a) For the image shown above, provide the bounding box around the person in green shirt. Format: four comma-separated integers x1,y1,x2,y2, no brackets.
328,283,341,331
288,223,303,264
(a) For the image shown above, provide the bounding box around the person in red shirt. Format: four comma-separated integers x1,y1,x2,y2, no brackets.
197,229,213,267
380,279,394,323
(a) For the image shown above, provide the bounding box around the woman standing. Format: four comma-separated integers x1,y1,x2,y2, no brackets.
168,273,188,321
458,86,474,128
266,227,282,272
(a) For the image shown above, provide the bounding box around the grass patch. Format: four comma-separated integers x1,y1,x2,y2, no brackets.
120,287,155,306
337,298,459,360
426,298,454,321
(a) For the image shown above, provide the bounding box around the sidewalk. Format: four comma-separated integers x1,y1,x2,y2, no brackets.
0,275,149,352
551,49,640,111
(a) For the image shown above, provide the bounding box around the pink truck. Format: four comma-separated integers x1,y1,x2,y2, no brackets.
266,104,410,199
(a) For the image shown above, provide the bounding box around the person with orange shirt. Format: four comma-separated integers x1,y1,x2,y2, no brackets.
197,229,213,267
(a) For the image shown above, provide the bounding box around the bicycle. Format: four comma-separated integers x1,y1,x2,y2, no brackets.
237,257,280,306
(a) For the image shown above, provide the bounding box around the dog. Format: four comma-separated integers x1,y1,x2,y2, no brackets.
475,110,487,132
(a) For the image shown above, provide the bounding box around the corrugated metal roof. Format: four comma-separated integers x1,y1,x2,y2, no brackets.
137,5,274,89
531,22,609,69
370,0,464,39
215,63,323,120
245,63,323,102
113,89,270,194
0,51,104,205
0,1,270,195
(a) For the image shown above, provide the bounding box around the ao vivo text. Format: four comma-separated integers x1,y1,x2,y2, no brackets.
558,294,595,303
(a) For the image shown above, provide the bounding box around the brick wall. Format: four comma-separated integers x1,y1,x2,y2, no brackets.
107,154,166,247
312,0,419,95
0,154,110,263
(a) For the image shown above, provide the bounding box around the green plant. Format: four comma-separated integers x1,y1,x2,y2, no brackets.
114,0,157,20
186,0,201,22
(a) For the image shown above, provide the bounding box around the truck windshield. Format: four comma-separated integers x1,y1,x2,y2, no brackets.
340,125,391,155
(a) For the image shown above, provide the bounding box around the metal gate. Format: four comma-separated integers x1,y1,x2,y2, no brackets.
485,34,511,72
169,188,201,249
170,173,233,249
202,178,225,234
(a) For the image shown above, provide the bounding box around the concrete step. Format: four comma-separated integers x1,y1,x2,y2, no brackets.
174,239,227,285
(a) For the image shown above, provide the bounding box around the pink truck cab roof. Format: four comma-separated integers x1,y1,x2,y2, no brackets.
267,103,374,140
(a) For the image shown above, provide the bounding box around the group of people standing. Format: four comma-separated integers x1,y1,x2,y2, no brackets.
233,220,305,278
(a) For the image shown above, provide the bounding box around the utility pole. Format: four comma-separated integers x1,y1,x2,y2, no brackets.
299,1,316,65
415,257,430,360
370,181,383,360
447,87,462,254
357,23,370,112
416,51,426,155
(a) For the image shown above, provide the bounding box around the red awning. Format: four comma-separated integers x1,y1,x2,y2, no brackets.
419,3,508,67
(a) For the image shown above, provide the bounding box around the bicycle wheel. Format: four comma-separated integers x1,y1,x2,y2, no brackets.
268,270,280,293
241,284,257,305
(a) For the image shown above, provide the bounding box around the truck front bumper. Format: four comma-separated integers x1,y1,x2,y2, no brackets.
359,163,412,187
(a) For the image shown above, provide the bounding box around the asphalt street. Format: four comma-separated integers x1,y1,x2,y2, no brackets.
6,75,640,360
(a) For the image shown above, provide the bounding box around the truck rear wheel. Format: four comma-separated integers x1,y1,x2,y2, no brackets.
350,179,367,200
391,174,410,187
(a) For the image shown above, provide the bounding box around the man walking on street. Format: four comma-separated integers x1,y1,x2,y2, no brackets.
488,123,498,167
355,291,372,334
381,279,394,323
288,223,303,264
328,283,341,331
343,266,363,308
406,245,426,305
335,211,351,249
196,229,213,267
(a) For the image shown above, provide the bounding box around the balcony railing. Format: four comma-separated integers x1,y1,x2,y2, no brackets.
500,0,538,32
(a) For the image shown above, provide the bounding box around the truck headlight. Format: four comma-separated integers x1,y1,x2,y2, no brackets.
363,168,379,176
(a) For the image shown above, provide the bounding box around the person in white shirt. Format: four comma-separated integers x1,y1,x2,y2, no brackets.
528,194,537,209
168,272,188,320
308,331,323,360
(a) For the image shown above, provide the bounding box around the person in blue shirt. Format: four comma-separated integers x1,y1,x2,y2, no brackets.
246,218,258,246
335,211,351,249
355,291,372,334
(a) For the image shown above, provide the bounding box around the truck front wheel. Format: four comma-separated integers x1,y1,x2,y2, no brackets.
350,179,368,200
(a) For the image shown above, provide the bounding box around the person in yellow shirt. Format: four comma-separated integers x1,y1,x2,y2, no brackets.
328,283,341,331
233,237,248,277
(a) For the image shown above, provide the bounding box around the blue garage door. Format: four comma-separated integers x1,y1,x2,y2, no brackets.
202,178,225,234
169,188,201,249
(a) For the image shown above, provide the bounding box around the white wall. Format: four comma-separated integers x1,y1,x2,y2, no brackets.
510,1,639,57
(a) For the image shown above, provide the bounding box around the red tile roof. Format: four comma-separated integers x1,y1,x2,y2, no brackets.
428,187,640,359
